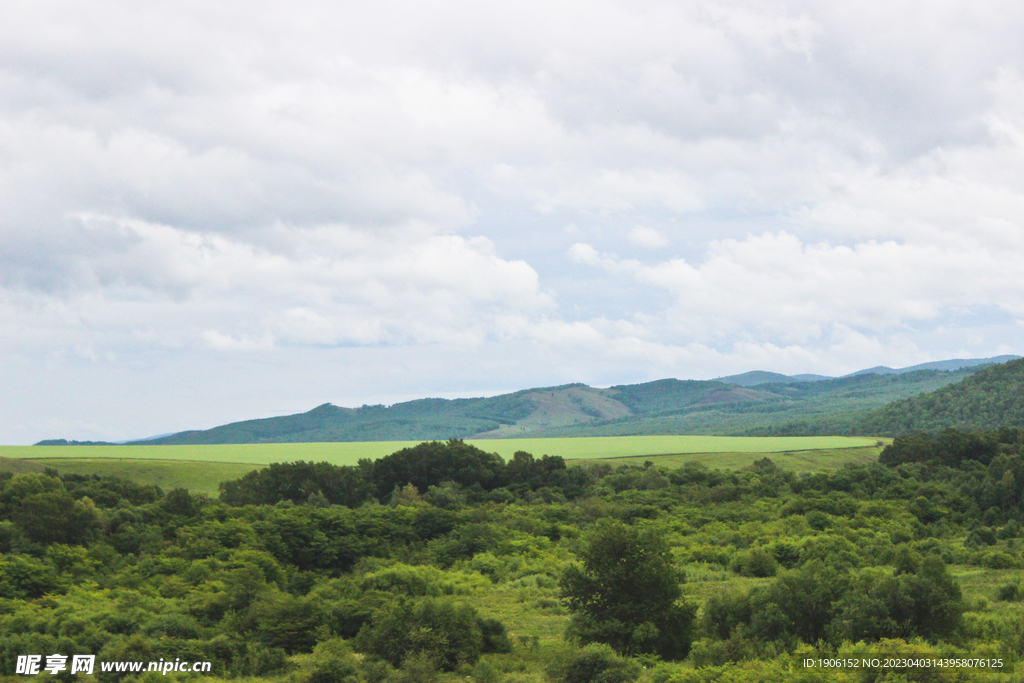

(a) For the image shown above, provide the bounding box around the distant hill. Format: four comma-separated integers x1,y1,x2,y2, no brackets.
855,358,1024,436
140,384,629,444
715,371,829,386
846,355,1020,377
37,355,1021,444
714,355,1019,386
35,439,115,446
551,368,992,439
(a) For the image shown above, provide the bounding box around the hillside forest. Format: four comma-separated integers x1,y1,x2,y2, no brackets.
39,358,1023,446
4,432,1024,682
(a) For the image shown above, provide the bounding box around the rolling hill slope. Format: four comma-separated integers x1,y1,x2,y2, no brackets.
848,355,1020,376
36,356,1020,444
138,384,632,444
130,365,1003,443
540,368,991,438
855,357,1024,435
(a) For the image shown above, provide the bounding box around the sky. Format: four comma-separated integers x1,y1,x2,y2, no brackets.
3,0,1024,443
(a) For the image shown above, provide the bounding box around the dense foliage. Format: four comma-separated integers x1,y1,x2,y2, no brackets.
857,358,1024,436
219,441,588,507
6,433,1024,682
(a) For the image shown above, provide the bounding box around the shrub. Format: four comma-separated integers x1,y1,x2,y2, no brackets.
361,563,453,597
140,614,205,640
551,644,641,683
997,583,1021,601
355,598,488,671
248,591,320,654
701,591,751,641
729,548,778,578
688,633,755,668
307,639,361,683
982,551,1019,570
477,617,513,654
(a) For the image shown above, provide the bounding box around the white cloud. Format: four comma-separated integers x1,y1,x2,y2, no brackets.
597,230,1024,343
1,215,558,354
629,226,668,248
4,0,1024,441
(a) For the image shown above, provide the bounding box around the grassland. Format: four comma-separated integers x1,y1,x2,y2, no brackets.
5,435,879,466
0,436,883,498
576,444,885,474
0,457,260,497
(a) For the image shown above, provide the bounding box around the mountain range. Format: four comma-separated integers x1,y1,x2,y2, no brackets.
38,355,1022,445
713,355,1020,386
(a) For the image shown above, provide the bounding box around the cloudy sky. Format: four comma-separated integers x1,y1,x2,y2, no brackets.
3,0,1024,443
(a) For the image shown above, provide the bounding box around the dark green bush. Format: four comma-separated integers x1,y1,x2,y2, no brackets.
477,617,513,654
996,582,1020,602
730,548,778,577
553,644,641,683
355,598,487,671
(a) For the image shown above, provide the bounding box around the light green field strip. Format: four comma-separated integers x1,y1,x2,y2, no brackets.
0,435,879,466
471,435,880,460
4,442,422,465
577,445,884,475
1,459,261,497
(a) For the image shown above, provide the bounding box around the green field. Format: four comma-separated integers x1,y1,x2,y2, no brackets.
0,457,261,497
4,435,879,466
0,435,883,497
580,445,884,474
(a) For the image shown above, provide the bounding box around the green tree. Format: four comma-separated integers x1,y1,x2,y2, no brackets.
249,591,320,654
355,597,486,671
366,439,505,500
13,491,100,545
560,520,696,659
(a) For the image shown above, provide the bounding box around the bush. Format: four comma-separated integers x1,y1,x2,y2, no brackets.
140,614,205,640
248,591,320,654
0,554,59,599
551,644,641,683
688,634,755,668
472,660,500,683
307,639,361,683
982,551,1019,569
361,563,453,597
355,598,488,671
729,548,777,578
701,591,751,641
997,583,1021,602
477,617,513,654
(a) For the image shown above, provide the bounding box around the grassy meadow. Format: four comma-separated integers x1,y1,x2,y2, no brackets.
5,434,880,465
580,444,884,474
0,435,883,496
0,457,261,497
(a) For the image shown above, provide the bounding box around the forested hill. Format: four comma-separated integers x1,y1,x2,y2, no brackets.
856,357,1024,436
99,361,1005,444
35,357,1018,444
128,382,719,444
